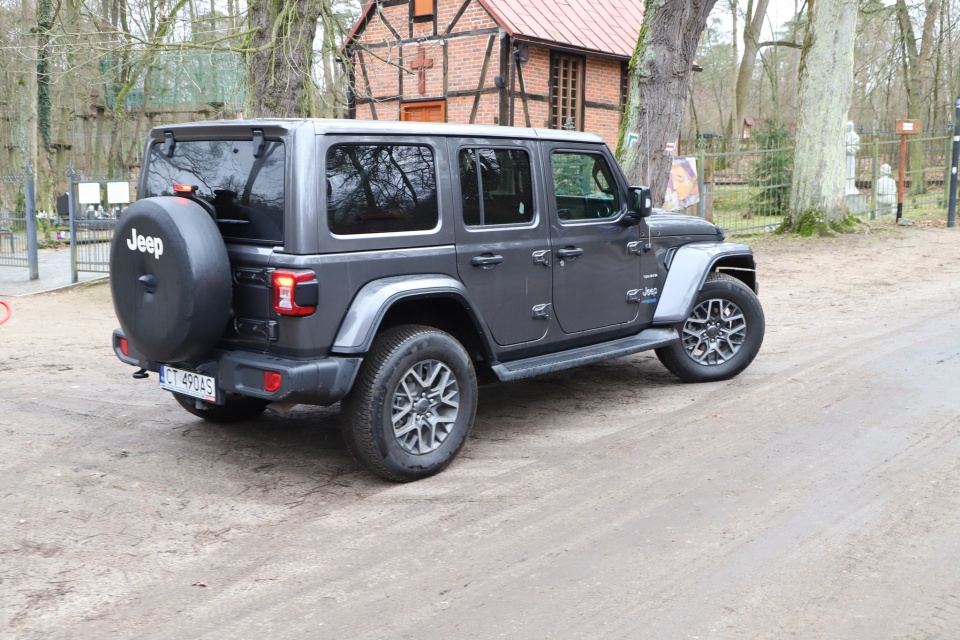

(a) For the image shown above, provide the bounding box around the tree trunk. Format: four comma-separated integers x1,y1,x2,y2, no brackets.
246,0,324,118
895,0,940,195
733,0,770,133
619,0,719,205
723,0,738,141
789,0,858,224
22,0,39,175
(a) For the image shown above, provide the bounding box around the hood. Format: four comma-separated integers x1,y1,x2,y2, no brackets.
647,210,724,239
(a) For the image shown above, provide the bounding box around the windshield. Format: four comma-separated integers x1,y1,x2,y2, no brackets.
143,139,285,244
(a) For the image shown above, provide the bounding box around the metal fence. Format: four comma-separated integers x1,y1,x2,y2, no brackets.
0,170,39,279
67,167,130,282
678,128,953,236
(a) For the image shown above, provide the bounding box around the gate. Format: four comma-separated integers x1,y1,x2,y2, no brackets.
0,169,39,280
67,167,132,283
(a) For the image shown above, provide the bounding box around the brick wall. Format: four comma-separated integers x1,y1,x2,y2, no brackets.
350,0,625,148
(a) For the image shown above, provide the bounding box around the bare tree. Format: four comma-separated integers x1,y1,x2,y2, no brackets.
619,0,720,205
788,0,858,230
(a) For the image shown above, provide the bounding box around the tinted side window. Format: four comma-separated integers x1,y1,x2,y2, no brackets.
144,139,285,244
326,144,438,235
551,152,620,222
458,148,534,227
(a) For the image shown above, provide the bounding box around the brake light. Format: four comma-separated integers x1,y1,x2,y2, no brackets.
271,270,318,316
119,336,129,357
172,184,198,195
263,371,282,393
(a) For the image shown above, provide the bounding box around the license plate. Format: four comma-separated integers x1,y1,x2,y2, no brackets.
159,365,218,402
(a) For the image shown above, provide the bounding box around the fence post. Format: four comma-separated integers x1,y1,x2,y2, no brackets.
945,121,954,209
67,165,78,283
947,98,960,228
871,130,879,219
24,163,39,281
697,143,705,219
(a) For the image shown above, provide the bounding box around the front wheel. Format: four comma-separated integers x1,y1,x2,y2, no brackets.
341,325,478,482
173,393,269,423
655,272,764,383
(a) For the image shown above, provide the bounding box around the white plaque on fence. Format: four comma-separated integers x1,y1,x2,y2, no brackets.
106,181,131,204
78,182,101,204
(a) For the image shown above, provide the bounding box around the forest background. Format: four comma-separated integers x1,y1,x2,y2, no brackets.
0,0,952,220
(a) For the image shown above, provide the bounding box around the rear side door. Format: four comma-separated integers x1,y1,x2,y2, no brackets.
451,139,552,347
545,144,641,334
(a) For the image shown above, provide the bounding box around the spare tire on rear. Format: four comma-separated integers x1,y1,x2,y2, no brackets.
110,196,232,363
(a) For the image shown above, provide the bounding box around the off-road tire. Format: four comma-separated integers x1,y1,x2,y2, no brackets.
655,272,764,383
173,393,269,423
340,325,478,482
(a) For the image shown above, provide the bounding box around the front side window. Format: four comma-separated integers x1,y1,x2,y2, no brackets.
551,152,620,222
326,144,438,235
144,139,285,243
458,148,534,227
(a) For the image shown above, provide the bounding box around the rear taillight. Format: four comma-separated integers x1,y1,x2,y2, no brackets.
118,336,130,357
263,371,282,393
271,270,318,317
172,184,198,195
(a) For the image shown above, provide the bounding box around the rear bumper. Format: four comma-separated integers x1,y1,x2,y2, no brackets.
112,329,361,406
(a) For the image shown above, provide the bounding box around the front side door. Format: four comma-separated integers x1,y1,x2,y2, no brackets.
452,140,552,346
546,145,641,334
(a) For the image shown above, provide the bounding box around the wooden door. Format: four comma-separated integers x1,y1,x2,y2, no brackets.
401,100,445,123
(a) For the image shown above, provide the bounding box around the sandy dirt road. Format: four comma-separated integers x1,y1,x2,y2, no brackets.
2,223,960,639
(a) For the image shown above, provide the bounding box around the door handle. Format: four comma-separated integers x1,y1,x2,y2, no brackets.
470,254,504,268
556,247,584,259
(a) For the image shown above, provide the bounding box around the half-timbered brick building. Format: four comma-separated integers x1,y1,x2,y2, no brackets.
345,0,643,149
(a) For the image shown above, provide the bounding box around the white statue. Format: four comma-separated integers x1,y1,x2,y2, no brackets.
845,121,860,195
876,163,897,216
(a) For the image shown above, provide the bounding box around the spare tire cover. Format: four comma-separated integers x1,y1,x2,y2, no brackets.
110,196,232,363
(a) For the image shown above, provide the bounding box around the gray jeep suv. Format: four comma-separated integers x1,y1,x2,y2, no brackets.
110,119,764,481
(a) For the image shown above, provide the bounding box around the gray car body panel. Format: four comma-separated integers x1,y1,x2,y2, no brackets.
332,274,487,355
652,242,756,325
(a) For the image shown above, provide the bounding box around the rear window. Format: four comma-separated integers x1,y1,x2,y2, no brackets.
144,139,285,244
326,144,438,235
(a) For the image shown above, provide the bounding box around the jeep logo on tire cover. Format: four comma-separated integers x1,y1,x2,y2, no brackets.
126,228,164,259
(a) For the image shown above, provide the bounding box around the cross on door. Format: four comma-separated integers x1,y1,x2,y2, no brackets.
410,46,434,94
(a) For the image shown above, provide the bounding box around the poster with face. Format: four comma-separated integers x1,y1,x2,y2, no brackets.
664,157,699,211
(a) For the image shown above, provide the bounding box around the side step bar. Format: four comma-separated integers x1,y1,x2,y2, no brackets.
490,327,678,382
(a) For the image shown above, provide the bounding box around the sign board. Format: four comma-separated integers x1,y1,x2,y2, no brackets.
664,157,699,211
106,181,131,204
896,119,920,135
77,182,101,204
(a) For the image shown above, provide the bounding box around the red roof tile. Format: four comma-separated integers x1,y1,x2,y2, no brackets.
479,0,643,59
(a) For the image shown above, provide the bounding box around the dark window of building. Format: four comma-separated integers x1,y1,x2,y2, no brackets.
326,144,438,235
551,151,619,222
458,148,534,227
412,0,434,18
550,53,584,131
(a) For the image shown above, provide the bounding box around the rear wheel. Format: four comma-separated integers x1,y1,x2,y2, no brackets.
341,325,478,482
173,393,269,424
655,272,764,383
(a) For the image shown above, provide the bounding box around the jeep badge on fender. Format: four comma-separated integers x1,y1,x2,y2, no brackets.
109,119,764,483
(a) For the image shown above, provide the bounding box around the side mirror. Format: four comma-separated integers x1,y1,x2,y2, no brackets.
628,186,653,219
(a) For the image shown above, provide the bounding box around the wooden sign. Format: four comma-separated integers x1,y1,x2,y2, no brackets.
896,119,920,135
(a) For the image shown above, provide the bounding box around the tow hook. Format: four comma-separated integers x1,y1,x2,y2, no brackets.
132,368,149,379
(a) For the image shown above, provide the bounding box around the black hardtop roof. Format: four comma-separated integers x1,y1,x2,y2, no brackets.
148,118,606,145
